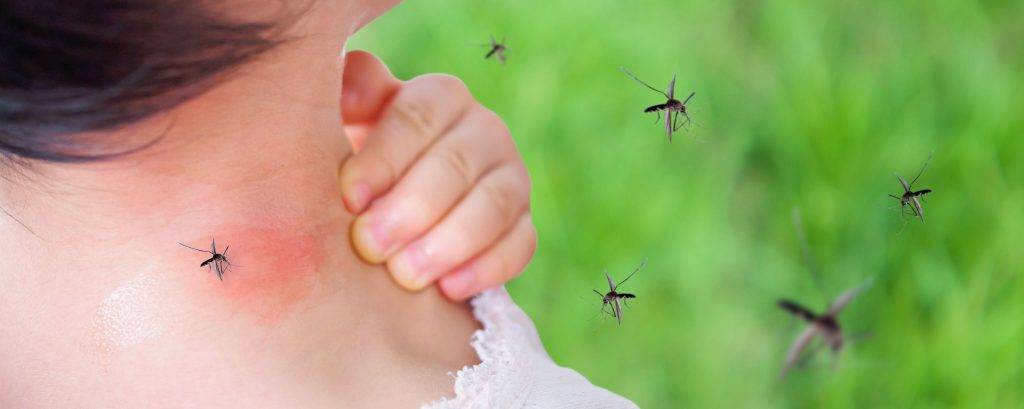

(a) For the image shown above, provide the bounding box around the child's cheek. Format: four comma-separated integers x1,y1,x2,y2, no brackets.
183,223,329,326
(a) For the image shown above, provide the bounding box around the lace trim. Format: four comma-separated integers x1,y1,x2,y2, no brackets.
421,288,535,409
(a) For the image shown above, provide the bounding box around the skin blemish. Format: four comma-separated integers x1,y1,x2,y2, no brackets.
95,272,166,350
183,223,329,326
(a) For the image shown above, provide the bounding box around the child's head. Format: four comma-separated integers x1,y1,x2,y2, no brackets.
0,0,399,164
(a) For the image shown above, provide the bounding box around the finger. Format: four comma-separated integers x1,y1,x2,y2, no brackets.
341,50,402,125
439,214,537,300
341,51,402,153
339,74,475,213
386,163,531,290
351,106,513,263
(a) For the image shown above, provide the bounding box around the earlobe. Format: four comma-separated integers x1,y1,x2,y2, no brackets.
341,50,402,126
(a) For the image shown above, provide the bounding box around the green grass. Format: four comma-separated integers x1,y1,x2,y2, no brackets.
350,0,1024,406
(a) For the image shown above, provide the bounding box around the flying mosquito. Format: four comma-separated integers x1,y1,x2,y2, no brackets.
481,35,507,65
776,209,874,377
620,67,696,142
777,281,871,378
593,258,646,326
179,238,231,281
889,155,933,222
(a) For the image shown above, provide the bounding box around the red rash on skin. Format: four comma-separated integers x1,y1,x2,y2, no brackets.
183,223,329,326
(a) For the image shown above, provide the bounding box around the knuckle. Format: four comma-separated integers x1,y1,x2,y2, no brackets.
481,172,525,222
431,146,476,187
390,94,437,135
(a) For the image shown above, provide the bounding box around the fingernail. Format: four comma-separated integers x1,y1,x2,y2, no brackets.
441,267,477,299
389,243,432,290
352,213,396,263
344,181,372,213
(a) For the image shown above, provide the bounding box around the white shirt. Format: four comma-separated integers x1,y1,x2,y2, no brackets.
423,288,639,409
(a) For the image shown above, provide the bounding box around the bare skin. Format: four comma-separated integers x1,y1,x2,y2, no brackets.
0,1,481,407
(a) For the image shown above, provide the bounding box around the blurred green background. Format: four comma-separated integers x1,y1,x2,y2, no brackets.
350,0,1023,406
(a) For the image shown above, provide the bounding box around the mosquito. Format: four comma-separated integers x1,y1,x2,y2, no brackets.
620,67,695,142
779,209,872,377
179,238,231,281
482,35,507,65
777,281,871,378
889,155,933,222
593,258,646,326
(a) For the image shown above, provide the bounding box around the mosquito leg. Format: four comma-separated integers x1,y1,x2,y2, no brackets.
653,111,661,124
674,112,689,131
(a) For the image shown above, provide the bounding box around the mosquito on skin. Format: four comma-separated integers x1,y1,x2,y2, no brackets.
620,67,696,142
890,154,933,222
179,238,231,281
593,258,646,326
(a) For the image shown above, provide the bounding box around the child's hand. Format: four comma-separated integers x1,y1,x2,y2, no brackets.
339,51,536,301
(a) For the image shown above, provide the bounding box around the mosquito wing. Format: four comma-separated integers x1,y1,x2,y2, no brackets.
497,50,506,65
605,271,616,291
612,297,623,326
826,280,872,316
782,325,819,377
214,261,225,281
667,74,677,100
211,238,218,255
665,112,674,142
910,196,925,222
897,174,913,193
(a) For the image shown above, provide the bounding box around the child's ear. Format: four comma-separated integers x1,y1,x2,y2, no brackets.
341,50,402,126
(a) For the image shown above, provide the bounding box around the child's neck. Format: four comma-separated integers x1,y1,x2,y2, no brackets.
0,10,358,324
0,4,479,405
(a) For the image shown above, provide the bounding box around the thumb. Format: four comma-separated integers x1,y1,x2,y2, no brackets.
341,50,403,126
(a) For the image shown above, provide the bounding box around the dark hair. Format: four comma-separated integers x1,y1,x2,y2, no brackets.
0,1,287,163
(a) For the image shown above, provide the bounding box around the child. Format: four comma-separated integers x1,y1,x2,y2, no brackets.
0,1,637,407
